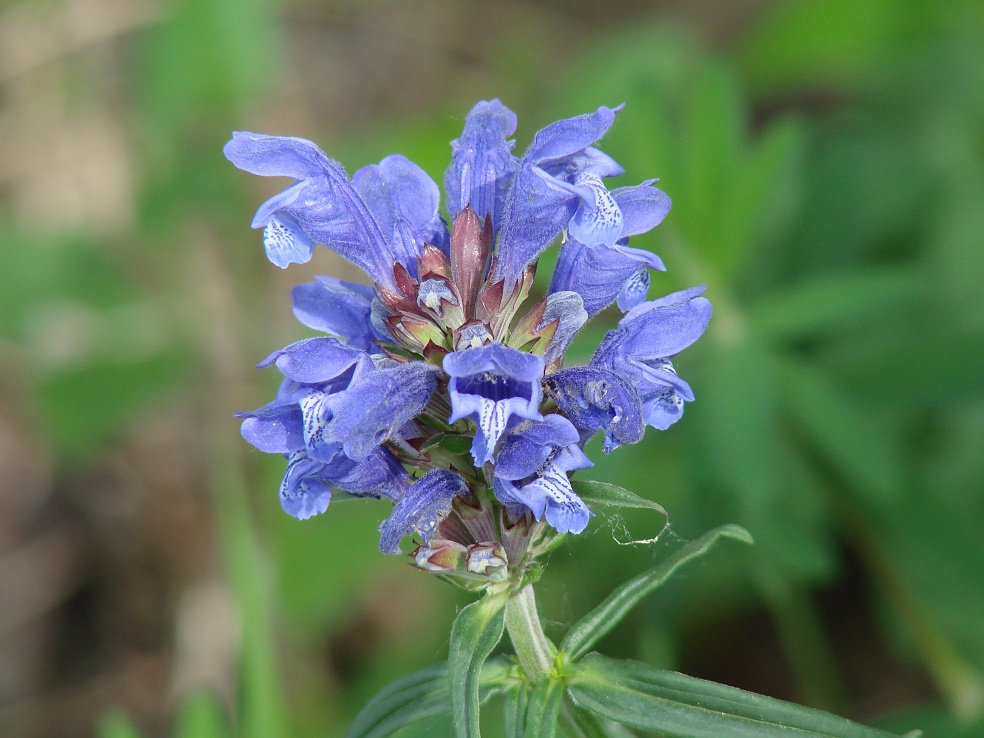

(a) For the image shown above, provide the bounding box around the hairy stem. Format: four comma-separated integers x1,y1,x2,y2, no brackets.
505,584,555,683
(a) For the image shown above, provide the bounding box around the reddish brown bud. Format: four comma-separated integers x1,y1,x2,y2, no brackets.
450,207,492,317
393,261,419,299
475,279,504,326
419,244,452,280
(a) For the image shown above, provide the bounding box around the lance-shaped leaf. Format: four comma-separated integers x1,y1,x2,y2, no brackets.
559,705,611,738
449,593,509,738
571,480,667,513
345,658,513,738
503,683,529,738
523,676,565,738
561,524,752,661
568,654,902,738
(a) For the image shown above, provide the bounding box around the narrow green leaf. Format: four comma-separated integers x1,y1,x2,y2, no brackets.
571,480,668,512
700,341,780,517
568,654,903,738
560,525,752,661
346,659,513,738
775,356,902,506
748,267,919,341
559,705,610,738
504,683,529,738
523,677,564,738
449,593,509,738
722,116,805,279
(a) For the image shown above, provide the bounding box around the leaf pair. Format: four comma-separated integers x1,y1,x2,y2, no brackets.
347,485,909,738
343,658,514,738
569,654,903,738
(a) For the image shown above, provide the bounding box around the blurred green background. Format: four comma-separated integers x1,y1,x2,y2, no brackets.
2,0,984,736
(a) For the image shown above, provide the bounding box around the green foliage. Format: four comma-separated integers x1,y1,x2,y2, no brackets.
570,479,668,512
561,524,753,662
344,659,513,738
521,677,564,738
354,523,898,738
13,0,974,734
448,593,509,737
568,654,900,738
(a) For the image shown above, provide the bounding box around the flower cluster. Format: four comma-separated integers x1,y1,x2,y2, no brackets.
226,101,711,586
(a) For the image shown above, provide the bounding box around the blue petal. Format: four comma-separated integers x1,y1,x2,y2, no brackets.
544,366,644,452
238,401,304,454
495,164,579,291
353,154,446,274
496,477,545,519
550,239,649,317
627,357,694,401
224,132,330,179
325,360,438,461
503,461,592,535
445,99,519,227
443,343,545,384
253,180,309,228
263,212,315,268
615,286,712,360
540,291,588,365
537,466,592,534
332,446,410,500
643,386,687,430
525,105,620,164
613,182,672,238
378,469,469,554
612,243,665,272
280,451,333,520
299,390,342,463
258,337,365,384
616,266,649,312
291,277,378,351
492,477,533,518
495,414,581,481
567,174,623,248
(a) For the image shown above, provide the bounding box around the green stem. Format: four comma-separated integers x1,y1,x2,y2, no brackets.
505,585,555,683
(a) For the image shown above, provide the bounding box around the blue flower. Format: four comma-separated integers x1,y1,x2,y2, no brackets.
591,286,712,432
444,343,544,465
445,100,519,230
493,415,593,534
549,181,671,317
378,469,469,554
223,133,447,288
291,277,386,352
313,358,438,461
279,447,410,520
494,105,625,292
227,101,712,560
238,337,430,519
544,366,644,453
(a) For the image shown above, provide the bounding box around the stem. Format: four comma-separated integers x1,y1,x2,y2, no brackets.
505,584,555,683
